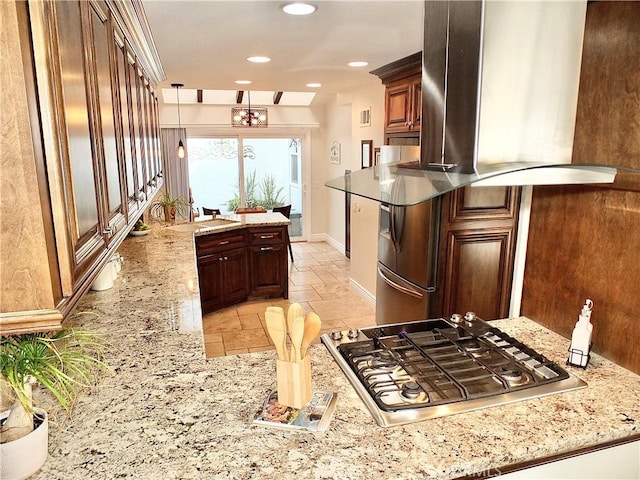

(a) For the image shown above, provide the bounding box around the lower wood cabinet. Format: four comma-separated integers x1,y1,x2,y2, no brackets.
197,247,249,314
435,186,521,320
195,225,289,314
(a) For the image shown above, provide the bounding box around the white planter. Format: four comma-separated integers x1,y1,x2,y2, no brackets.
0,408,48,480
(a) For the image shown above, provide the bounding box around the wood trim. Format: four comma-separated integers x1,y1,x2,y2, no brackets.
0,310,64,336
370,51,421,84
453,434,640,480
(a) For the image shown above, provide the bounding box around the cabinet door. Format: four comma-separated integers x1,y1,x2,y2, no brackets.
385,82,412,132
222,247,249,305
197,253,225,314
89,2,126,237
436,186,521,320
249,244,285,296
54,0,106,279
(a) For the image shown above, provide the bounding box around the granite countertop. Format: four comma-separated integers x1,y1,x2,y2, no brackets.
34,229,639,480
168,212,290,237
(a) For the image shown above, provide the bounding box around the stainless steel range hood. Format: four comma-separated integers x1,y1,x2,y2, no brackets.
326,0,622,206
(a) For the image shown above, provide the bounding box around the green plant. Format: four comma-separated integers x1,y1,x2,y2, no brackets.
150,191,191,221
0,328,110,443
227,171,259,211
258,174,285,210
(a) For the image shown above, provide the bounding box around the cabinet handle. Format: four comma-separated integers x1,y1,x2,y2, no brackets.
259,235,275,239
224,256,228,260
260,247,275,251
218,240,230,245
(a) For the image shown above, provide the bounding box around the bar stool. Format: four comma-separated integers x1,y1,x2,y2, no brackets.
273,205,293,263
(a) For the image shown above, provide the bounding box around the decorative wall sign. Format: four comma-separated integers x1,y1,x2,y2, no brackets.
330,141,341,164
361,140,373,168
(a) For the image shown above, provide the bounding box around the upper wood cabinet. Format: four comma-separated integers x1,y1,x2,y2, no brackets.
0,0,164,335
370,52,422,144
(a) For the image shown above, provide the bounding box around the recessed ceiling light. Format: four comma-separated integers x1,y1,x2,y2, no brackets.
282,2,317,15
306,83,321,88
247,56,271,63
235,80,252,85
348,61,369,68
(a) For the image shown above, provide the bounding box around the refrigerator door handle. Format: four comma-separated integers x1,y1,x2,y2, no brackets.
389,205,398,252
378,267,424,299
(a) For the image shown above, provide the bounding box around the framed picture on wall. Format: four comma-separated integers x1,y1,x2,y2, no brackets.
361,140,373,168
330,141,341,164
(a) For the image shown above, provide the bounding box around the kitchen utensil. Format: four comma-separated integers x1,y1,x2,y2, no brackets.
301,312,322,358
289,315,305,362
265,306,288,361
287,303,303,337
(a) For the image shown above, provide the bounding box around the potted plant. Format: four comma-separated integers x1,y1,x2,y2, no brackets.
150,191,190,223
0,328,109,479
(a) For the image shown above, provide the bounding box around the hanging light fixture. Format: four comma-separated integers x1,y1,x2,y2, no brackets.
231,91,268,127
171,83,186,158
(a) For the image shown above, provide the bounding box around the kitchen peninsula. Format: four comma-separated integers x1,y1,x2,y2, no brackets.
185,213,290,314
33,227,639,480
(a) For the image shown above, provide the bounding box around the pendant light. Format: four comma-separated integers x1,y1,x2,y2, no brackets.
232,91,268,127
171,83,186,158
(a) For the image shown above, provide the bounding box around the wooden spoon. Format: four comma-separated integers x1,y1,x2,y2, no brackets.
287,303,303,336
300,312,322,358
289,315,305,362
265,306,288,361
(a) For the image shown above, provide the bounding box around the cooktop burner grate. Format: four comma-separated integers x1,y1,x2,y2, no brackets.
327,317,580,421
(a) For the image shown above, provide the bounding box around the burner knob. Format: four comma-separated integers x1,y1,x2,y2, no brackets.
464,311,477,323
450,313,463,324
347,329,359,339
330,330,343,341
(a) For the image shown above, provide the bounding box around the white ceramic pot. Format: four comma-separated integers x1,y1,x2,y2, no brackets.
0,408,49,480
90,262,115,291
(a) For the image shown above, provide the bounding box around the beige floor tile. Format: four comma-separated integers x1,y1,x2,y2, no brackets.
203,332,223,343
225,348,249,355
290,271,323,286
238,313,263,330
204,342,226,357
236,300,273,315
287,288,323,303
223,328,271,350
288,284,315,292
249,345,275,353
344,315,377,329
203,315,242,333
309,298,374,321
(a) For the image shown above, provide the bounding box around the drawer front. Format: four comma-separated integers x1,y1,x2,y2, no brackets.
196,230,246,255
248,227,285,245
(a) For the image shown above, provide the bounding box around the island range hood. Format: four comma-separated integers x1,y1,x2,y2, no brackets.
326,0,620,206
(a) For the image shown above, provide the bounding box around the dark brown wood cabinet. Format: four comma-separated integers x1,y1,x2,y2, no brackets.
195,225,289,314
248,227,288,297
436,186,521,320
370,52,422,145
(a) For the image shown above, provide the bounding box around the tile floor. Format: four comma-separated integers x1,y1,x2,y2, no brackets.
202,241,376,357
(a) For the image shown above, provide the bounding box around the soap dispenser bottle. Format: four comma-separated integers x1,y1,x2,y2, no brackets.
568,299,594,367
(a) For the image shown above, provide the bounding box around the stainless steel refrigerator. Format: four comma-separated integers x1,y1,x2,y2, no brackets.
375,146,441,325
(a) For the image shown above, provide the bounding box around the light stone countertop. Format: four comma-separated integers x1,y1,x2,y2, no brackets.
166,212,290,237
34,228,640,480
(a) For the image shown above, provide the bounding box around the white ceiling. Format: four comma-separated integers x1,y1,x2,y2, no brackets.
143,0,424,106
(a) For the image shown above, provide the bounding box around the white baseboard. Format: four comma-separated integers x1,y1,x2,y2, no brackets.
349,278,376,309
310,233,345,255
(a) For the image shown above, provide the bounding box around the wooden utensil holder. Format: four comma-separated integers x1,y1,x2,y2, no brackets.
276,354,312,409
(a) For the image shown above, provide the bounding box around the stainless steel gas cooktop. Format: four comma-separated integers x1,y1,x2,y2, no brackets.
321,314,587,427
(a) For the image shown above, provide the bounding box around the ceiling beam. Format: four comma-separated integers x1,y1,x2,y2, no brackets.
273,91,283,105
197,89,203,103
236,90,244,104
